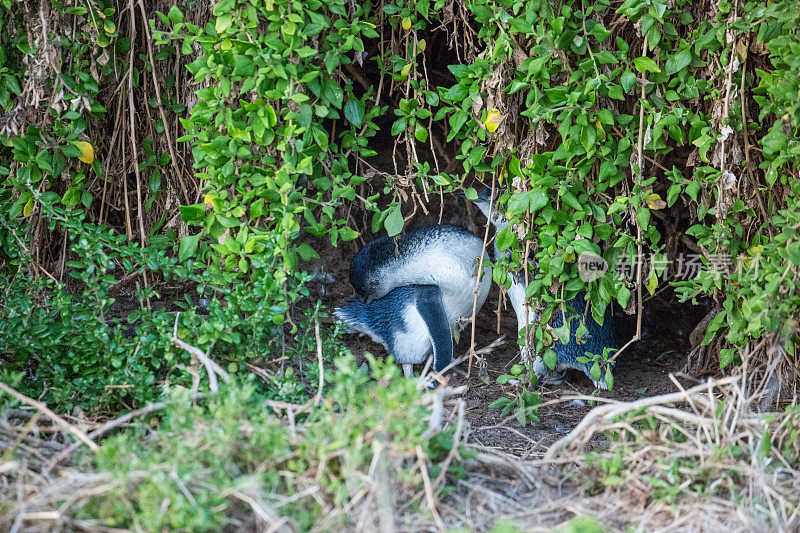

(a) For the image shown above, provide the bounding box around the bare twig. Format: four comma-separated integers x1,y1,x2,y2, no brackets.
468,178,495,379
137,0,191,206
127,0,150,306
0,382,98,451
544,376,736,460
416,445,445,531
314,318,325,407
171,314,230,393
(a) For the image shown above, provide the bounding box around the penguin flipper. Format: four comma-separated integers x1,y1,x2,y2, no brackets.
416,284,453,373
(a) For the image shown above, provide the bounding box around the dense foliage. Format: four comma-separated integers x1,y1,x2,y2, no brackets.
1,0,800,530
76,357,457,530
0,0,799,405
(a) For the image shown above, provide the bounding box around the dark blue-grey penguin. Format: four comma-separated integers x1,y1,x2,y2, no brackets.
536,295,617,389
335,285,453,376
337,225,492,376
470,186,616,389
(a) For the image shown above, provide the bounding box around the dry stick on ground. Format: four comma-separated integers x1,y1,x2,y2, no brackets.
0,411,41,464
433,398,465,489
171,314,230,393
46,394,206,472
0,382,98,452
543,375,737,460
313,319,325,407
416,445,445,531
467,178,496,379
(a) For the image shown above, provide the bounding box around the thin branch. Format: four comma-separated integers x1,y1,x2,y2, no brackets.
0,382,98,451
127,0,150,305
467,178,495,379
171,314,230,393
137,0,192,206
314,318,325,407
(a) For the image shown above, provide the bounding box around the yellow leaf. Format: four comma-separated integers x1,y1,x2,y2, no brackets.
483,108,505,133
23,198,34,216
417,39,426,52
400,63,411,78
646,268,658,296
401,17,412,30
596,119,606,141
215,14,232,34
646,193,666,210
73,141,94,164
747,245,762,257
736,41,748,61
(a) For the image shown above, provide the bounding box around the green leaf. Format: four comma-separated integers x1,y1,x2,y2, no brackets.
179,233,201,262
590,361,601,381
506,190,548,217
488,397,510,409
61,188,80,207
543,349,557,370
215,14,232,34
604,367,614,390
633,57,660,73
719,348,736,369
339,226,359,241
296,243,320,261
757,427,771,461
384,205,404,236
665,49,691,76
445,84,468,101
580,126,596,153
787,241,800,266
561,190,583,211
180,203,206,222
620,70,636,93
390,118,407,137
553,317,571,344
168,5,183,23
414,123,428,142
344,100,363,127
496,225,516,252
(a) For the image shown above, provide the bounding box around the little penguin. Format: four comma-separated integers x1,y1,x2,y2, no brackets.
337,224,492,376
539,294,617,389
334,284,453,376
469,185,617,388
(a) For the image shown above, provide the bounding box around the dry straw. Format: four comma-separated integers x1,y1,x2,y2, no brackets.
2,368,800,531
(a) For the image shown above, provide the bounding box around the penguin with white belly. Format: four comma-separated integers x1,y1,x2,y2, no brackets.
335,225,492,377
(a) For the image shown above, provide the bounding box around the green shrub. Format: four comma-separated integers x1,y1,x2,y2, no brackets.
78,355,455,530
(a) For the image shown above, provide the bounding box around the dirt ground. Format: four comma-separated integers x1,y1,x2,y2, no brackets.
315,200,709,458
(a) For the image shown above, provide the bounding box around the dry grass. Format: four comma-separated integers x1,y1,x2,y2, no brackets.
2,369,800,532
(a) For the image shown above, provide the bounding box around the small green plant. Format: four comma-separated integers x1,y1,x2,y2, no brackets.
489,364,541,426
576,346,618,390
72,355,459,530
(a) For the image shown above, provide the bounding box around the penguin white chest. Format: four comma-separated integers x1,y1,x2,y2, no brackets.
392,304,433,364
